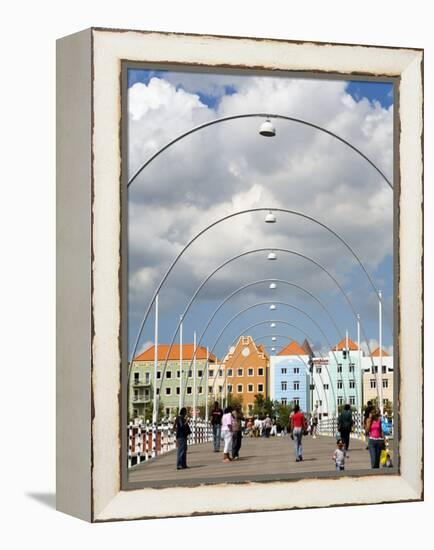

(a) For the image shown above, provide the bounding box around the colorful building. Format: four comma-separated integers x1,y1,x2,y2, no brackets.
129,344,217,420
362,347,394,407
269,341,310,413
310,356,333,418
327,337,364,416
222,335,269,416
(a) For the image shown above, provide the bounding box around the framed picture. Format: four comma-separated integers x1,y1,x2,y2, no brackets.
56,27,423,522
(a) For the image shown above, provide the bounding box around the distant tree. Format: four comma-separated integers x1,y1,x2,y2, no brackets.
338,404,357,414
227,393,243,410
372,397,393,417
274,401,293,429
253,394,274,418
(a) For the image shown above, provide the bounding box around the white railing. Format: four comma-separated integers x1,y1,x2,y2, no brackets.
317,412,364,439
128,418,213,467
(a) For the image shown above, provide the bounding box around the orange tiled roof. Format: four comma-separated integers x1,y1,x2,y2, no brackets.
134,344,217,362
371,347,389,357
334,338,359,351
277,341,307,356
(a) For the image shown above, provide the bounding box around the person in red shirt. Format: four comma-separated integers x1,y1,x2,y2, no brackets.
290,405,307,462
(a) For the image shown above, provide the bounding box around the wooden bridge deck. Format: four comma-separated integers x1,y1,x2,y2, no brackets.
128,434,378,488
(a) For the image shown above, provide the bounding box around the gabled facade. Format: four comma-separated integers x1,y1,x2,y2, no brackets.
129,344,217,420
269,341,310,413
362,347,394,406
222,335,269,416
311,357,333,418
328,337,363,415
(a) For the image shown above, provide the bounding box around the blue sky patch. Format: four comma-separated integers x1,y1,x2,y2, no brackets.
346,81,393,109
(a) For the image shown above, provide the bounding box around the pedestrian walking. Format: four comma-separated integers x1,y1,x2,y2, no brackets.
210,401,223,452
332,439,346,471
174,407,191,470
311,406,319,438
364,400,374,449
365,407,386,469
338,404,354,457
221,406,234,462
264,415,272,437
231,405,243,460
290,405,307,462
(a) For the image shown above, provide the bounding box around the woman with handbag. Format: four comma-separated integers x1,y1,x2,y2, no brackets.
174,407,191,470
290,404,307,462
221,406,234,462
365,407,385,469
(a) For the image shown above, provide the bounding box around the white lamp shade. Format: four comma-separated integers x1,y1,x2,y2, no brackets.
269,304,276,310
271,337,276,341
269,283,277,289
271,347,276,352
267,252,277,260
265,211,276,223
259,119,276,137
270,323,276,327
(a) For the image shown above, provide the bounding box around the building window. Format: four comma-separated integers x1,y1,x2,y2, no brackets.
227,369,233,377
176,371,180,378
293,398,300,406
281,381,287,391
370,379,377,389
316,367,321,374
293,381,300,390
294,367,300,374
258,368,264,376
198,370,203,378
208,386,213,393
310,384,315,390
176,387,180,395
165,408,170,416
337,396,343,405
281,368,287,374
349,396,356,405
165,387,171,395
247,384,254,393
237,368,243,377
134,372,140,383
144,389,150,398
337,380,343,389
281,398,287,405
145,373,150,384
258,383,264,392
349,364,355,372
208,369,214,378
218,385,223,392
337,364,342,373
383,379,389,389
382,365,387,374
227,384,233,393
157,371,161,379
133,409,138,417
349,380,355,389
188,370,192,377
248,368,254,376
156,388,160,395
323,383,329,390
186,387,192,395
237,384,243,393
372,365,378,374
318,400,323,406
242,336,249,344
198,386,203,394
218,368,223,376
166,371,172,379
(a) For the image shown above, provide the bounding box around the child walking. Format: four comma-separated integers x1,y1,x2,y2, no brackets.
332,439,345,471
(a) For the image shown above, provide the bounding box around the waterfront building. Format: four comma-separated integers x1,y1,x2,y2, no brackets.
362,347,394,407
269,341,310,413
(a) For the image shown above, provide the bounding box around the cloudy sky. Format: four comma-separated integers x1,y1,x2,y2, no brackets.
127,68,394,361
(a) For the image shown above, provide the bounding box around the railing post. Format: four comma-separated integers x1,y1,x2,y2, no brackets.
128,423,133,468
137,423,142,464
145,420,149,460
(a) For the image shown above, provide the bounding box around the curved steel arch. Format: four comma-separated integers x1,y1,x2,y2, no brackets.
207,326,331,416
154,247,376,394
128,113,392,189
183,277,342,380
129,207,389,370
178,300,345,408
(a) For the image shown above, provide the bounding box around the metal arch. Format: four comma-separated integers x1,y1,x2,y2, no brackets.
206,324,332,415
154,247,377,395
181,300,346,406
128,113,392,189
182,277,342,379
129,207,390,371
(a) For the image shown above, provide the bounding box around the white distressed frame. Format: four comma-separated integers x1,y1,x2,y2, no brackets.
56,28,423,522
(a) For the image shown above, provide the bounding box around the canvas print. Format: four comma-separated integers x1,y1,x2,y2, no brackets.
124,66,395,487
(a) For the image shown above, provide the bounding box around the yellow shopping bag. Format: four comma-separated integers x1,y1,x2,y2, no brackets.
380,449,388,466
